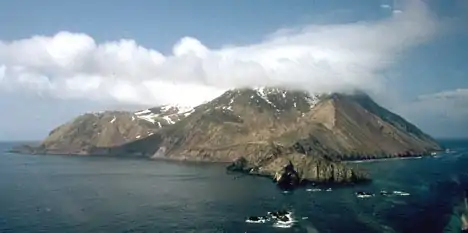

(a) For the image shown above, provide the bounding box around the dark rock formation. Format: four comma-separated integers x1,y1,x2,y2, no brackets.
273,161,300,190
227,151,369,188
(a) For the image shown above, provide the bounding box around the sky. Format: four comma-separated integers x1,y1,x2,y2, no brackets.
0,0,467,140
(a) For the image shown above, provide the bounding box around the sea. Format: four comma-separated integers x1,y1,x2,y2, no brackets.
0,140,467,233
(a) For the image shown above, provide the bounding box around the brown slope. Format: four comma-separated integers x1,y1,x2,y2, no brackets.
141,88,319,161
286,93,442,159
38,111,159,155
31,87,442,163
13,104,195,155
13,86,441,186
348,93,441,149
105,88,441,162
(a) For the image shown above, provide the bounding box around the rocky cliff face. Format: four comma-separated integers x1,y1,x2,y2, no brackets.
227,149,369,187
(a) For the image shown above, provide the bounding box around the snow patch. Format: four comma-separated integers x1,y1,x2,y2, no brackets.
164,116,175,124
161,104,194,115
221,106,233,111
306,94,320,108
136,114,156,124
134,109,151,115
134,104,194,124
110,116,116,123
255,87,276,108
253,87,320,111
136,135,141,139
183,108,195,117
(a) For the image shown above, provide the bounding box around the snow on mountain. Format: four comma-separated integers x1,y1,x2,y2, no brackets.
79,86,321,128
252,86,322,111
134,104,195,125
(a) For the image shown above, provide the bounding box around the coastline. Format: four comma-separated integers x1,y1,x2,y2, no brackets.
7,146,442,164
344,155,425,164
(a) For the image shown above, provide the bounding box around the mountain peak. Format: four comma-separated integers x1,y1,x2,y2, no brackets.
205,86,323,116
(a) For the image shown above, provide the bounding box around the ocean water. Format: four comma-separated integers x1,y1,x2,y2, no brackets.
0,140,467,233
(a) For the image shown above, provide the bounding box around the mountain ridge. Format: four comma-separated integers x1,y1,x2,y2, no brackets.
12,87,442,158
9,86,443,186
75,87,442,162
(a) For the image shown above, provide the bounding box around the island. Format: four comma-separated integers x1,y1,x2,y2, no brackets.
10,87,443,189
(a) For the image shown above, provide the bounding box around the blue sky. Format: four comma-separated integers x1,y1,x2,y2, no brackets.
0,0,467,140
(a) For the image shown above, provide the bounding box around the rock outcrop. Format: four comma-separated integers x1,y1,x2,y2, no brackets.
227,149,369,188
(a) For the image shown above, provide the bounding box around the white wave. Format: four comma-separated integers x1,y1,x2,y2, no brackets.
393,190,410,196
356,194,374,198
273,212,296,228
245,219,266,224
273,221,294,228
306,188,322,192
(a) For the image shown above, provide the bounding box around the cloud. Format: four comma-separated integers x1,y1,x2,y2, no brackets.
402,88,468,121
380,4,391,9
418,88,468,101
393,88,468,138
0,0,441,107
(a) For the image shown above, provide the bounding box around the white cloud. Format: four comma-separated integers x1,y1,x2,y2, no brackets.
418,88,468,101
380,4,391,9
0,0,441,107
402,88,468,121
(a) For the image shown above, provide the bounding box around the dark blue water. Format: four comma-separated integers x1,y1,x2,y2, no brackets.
0,140,467,233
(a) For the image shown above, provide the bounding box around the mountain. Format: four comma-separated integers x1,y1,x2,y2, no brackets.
11,105,194,155
103,87,441,160
11,87,442,185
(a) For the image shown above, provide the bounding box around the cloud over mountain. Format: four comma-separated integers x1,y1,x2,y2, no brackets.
0,0,441,106
415,88,468,120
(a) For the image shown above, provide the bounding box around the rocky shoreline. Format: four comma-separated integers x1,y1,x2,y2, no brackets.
226,153,371,189
6,87,446,189
10,142,442,190
9,141,443,190
8,143,371,189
